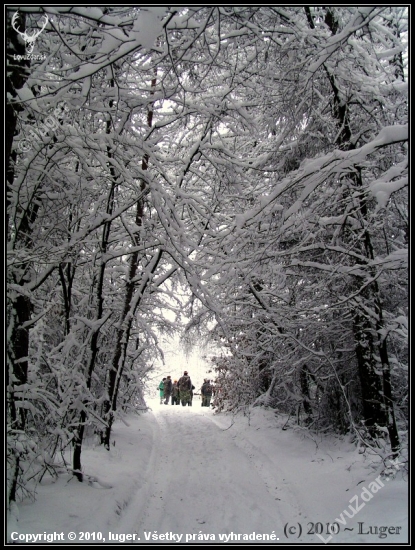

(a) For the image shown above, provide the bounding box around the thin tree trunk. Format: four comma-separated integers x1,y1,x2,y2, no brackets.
72,89,118,479
102,73,157,449
300,365,312,417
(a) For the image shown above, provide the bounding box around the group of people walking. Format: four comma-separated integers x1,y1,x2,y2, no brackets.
158,371,195,406
158,372,213,408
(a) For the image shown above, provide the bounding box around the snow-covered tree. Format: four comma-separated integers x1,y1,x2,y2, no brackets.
7,6,407,508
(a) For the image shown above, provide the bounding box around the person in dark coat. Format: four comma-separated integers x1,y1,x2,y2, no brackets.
189,384,195,406
178,371,192,406
164,375,173,404
201,379,213,407
171,380,180,405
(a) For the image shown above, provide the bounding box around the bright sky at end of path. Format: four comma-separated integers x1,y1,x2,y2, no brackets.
151,332,214,394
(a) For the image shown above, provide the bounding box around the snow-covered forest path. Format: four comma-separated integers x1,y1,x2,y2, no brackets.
10,399,408,545
115,401,298,543
105,399,407,544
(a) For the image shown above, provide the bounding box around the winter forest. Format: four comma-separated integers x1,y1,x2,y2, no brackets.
6,5,408,512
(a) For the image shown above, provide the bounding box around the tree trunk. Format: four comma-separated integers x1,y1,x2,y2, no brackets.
300,365,312,417
6,9,32,506
102,74,157,449
353,309,386,434
72,86,118,478
351,170,400,450
307,7,400,453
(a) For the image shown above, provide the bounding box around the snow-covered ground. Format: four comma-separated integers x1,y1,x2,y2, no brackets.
7,397,408,545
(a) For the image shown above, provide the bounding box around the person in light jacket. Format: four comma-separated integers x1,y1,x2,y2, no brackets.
158,378,166,404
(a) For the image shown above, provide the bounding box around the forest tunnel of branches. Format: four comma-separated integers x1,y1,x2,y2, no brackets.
6,6,407,504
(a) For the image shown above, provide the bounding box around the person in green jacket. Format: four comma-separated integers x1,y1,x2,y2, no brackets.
158,378,166,404
201,379,213,407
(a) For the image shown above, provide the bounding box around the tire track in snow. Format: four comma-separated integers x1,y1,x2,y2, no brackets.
208,413,309,542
